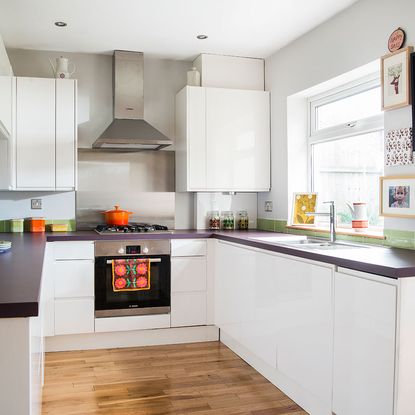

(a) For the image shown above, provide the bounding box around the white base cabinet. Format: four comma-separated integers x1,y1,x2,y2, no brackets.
215,240,334,414
332,269,397,415
170,239,209,327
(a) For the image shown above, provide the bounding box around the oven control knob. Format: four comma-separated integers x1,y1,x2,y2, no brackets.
118,247,125,254
142,246,149,254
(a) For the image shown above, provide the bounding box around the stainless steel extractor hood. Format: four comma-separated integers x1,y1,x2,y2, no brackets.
92,51,172,151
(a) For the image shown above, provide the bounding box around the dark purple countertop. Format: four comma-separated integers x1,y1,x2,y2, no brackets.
1,229,415,318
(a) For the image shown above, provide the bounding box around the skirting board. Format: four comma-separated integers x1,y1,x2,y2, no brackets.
45,325,219,352
219,331,332,415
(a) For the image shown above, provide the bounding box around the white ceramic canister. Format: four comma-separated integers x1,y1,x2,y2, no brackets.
187,67,201,87
347,202,368,232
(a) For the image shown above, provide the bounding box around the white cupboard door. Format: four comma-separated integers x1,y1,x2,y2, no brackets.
171,292,207,327
188,87,206,190
206,88,270,191
54,260,94,298
274,256,333,407
332,272,396,415
171,257,207,293
0,75,12,136
54,298,94,335
56,79,76,189
16,77,55,189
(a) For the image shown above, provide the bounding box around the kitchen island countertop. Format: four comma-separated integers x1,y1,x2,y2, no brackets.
1,229,415,318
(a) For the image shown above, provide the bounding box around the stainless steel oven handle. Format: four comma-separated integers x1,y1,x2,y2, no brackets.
106,258,162,264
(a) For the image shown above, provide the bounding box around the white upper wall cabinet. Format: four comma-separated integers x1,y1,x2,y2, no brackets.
16,77,56,189
175,86,270,192
5,77,77,191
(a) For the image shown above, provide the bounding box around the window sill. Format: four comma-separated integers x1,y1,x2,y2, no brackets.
286,225,385,240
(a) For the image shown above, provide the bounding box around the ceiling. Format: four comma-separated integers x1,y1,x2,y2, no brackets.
0,0,359,60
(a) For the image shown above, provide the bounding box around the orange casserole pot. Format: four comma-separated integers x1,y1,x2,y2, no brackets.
102,205,133,226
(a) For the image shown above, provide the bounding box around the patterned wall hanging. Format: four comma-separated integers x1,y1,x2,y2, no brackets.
385,127,413,166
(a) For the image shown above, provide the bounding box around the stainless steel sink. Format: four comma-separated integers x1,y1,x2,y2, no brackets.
278,238,369,250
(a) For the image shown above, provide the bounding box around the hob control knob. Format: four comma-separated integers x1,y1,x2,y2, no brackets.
118,247,125,254
142,246,149,254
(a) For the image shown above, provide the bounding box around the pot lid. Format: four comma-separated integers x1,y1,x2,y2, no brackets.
102,205,133,214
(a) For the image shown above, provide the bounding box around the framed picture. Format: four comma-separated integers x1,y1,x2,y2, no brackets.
380,176,415,218
291,193,318,225
381,46,413,111
411,52,415,153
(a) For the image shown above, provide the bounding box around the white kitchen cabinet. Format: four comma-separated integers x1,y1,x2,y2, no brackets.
0,74,12,137
16,77,56,189
54,260,94,298
175,86,270,192
54,298,95,335
170,239,209,327
56,79,76,189
215,240,334,414
332,270,397,415
13,77,76,190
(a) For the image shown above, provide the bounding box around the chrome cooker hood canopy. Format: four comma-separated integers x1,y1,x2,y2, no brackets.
93,51,172,151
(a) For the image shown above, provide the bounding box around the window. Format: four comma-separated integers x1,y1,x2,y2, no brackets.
309,76,384,228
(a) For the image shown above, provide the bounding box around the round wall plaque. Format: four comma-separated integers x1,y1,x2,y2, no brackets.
388,28,406,52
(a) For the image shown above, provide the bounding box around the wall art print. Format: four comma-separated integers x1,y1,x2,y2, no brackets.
381,46,412,111
386,127,413,166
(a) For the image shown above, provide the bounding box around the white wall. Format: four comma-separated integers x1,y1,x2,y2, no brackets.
0,191,75,220
7,49,190,148
260,0,415,231
0,34,12,76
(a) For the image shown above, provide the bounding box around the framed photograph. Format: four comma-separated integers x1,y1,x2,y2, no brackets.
380,176,415,218
381,46,412,111
291,193,318,225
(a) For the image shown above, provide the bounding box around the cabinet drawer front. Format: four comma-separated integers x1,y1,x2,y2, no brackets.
171,292,207,327
54,260,94,298
54,298,94,335
171,257,207,292
171,239,207,257
54,241,94,260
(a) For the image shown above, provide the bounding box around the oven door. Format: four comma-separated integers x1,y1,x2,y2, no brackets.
95,254,171,317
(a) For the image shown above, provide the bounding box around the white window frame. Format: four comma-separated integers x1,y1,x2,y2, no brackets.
308,73,384,192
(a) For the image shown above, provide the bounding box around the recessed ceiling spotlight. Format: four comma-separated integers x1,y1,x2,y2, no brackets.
196,34,208,40
54,21,67,27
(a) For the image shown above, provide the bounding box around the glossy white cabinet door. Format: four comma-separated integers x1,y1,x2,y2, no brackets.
206,88,270,191
54,260,94,298
54,298,95,335
56,79,76,189
333,271,396,415
171,257,207,293
0,74,12,136
16,77,55,189
171,292,207,327
274,255,333,408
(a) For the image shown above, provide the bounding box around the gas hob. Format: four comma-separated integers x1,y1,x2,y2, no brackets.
95,224,170,234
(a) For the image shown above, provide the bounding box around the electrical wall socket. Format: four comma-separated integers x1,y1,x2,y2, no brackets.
265,201,273,212
31,199,42,210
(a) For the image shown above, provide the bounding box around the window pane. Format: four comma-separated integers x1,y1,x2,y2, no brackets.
312,131,384,227
316,87,381,130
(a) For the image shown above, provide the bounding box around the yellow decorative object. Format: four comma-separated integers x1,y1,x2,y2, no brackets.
292,193,318,225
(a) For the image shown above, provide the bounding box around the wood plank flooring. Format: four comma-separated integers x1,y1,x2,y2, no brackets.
42,341,307,415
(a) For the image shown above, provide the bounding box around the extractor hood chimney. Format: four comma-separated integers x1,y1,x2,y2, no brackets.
92,51,172,151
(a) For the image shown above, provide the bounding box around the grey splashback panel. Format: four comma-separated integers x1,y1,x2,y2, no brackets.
77,149,175,229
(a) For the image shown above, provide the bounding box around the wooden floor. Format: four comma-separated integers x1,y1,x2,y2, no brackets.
42,341,307,415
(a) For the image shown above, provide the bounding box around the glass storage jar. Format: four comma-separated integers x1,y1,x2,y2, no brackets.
207,211,221,230
237,211,249,230
221,211,235,230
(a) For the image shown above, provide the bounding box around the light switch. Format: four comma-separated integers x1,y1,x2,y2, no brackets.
31,199,42,209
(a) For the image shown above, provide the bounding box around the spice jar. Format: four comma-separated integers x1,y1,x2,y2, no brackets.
237,211,249,230
208,211,221,230
221,211,235,230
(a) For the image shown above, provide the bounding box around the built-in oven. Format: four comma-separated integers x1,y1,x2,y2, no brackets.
94,240,170,318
